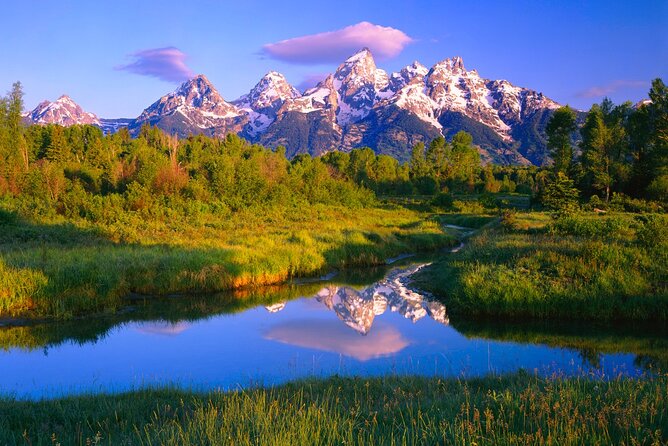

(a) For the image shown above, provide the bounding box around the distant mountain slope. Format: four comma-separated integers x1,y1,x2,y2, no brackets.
24,95,100,127
25,49,565,165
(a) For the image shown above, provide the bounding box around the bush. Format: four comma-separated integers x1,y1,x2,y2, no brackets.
478,193,498,209
609,193,664,213
549,215,627,238
540,173,579,215
647,174,668,203
431,192,454,210
635,215,668,248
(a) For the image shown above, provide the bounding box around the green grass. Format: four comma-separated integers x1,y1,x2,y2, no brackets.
0,374,664,445
414,211,668,321
0,201,454,320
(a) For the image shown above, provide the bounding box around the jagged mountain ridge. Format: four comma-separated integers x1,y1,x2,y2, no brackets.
265,263,449,335
24,95,100,127
25,49,562,165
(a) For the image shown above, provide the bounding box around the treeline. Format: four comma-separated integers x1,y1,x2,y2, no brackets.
2,79,666,220
0,81,495,220
0,83,380,219
543,78,667,210
320,132,544,197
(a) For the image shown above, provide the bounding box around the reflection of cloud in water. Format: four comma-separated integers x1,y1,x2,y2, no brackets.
264,320,409,361
135,321,190,336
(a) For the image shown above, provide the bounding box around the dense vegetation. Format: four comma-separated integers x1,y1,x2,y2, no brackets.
0,373,664,445
414,211,668,321
541,79,668,209
0,82,460,320
1,80,666,322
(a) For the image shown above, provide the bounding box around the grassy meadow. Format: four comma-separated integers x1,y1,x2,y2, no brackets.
414,211,668,321
0,198,453,320
0,373,664,445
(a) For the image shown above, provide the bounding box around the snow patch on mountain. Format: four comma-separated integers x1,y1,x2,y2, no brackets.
26,95,100,127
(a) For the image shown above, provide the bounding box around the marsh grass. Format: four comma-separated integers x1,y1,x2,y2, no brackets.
414,212,668,321
0,201,454,320
0,374,664,445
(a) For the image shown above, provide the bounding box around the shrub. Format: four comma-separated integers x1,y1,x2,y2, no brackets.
635,215,668,248
609,193,664,213
540,173,579,215
549,215,627,238
478,193,498,209
431,192,454,210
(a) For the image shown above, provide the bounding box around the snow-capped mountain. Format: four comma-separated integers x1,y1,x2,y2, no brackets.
25,95,100,127
311,264,448,335
256,49,561,164
232,71,301,136
129,74,247,137
332,48,390,125
25,49,564,165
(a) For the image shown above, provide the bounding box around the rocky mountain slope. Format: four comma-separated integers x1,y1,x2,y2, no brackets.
24,95,100,127
25,49,563,165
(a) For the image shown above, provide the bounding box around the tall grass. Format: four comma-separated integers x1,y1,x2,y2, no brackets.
414,212,668,321
0,373,664,445
0,202,454,320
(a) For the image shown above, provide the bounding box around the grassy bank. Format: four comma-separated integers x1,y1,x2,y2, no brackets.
0,200,453,320
0,374,664,445
414,211,668,321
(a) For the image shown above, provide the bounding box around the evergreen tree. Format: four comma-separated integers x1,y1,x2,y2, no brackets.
545,106,577,175
579,102,627,201
646,79,668,201
541,172,580,214
46,125,69,163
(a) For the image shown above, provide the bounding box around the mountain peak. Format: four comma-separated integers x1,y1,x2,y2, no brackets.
262,71,287,81
433,56,466,74
26,95,99,126
174,74,226,106
345,47,374,63
234,70,301,120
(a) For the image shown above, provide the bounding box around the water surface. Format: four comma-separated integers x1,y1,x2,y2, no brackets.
1,262,665,399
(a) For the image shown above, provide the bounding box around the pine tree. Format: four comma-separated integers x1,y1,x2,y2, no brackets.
46,125,69,163
546,106,577,175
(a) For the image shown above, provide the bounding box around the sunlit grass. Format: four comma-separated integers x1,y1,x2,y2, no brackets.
414,211,668,321
0,373,664,445
0,202,454,319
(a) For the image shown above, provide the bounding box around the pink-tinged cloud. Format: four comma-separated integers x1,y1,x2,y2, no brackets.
262,22,414,64
577,80,648,98
116,47,194,82
296,73,329,92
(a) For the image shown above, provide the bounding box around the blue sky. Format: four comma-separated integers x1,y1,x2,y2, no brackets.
2,0,666,118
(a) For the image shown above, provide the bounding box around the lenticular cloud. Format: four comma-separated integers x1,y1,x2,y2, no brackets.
262,22,414,64
116,47,194,82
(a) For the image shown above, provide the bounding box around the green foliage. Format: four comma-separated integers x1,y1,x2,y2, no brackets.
549,214,627,238
431,191,454,210
540,173,579,214
414,212,668,321
0,374,664,445
635,214,668,249
545,105,577,174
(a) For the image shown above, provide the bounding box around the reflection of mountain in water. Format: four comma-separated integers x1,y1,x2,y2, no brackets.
264,264,448,334
264,303,287,313
317,264,449,334
135,321,191,336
